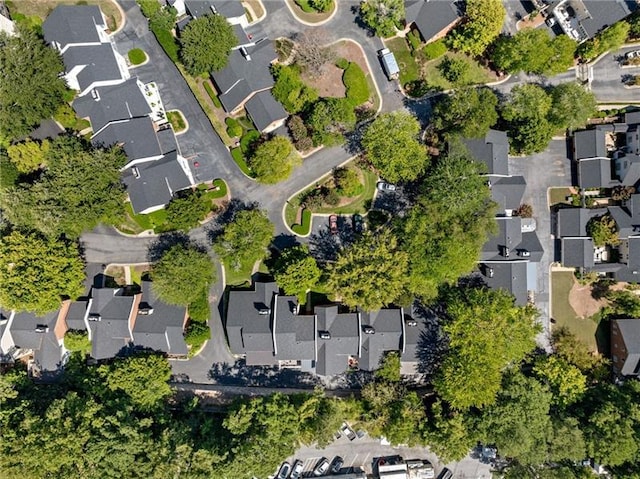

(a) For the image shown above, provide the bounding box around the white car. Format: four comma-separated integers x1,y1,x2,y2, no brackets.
376,181,397,192
626,50,640,59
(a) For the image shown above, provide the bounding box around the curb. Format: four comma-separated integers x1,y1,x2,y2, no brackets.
108,0,127,35
127,51,150,69
283,0,338,27
167,109,189,135
244,0,267,24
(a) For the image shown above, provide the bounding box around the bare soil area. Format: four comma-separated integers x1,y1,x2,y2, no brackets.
9,0,123,31
568,280,628,318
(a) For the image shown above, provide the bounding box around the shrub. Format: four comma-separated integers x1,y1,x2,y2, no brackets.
343,62,369,106
438,56,471,86
188,289,211,322
514,203,533,218
275,38,295,62
225,117,243,137
335,57,350,69
287,115,309,142
240,130,261,155
166,110,186,132
151,24,179,62
309,0,333,12
323,188,340,206
271,64,319,114
64,330,91,354
407,30,422,51
184,321,211,354
334,167,363,197
292,209,312,235
137,0,161,18
203,81,222,108
164,190,210,232
423,39,447,60
303,190,324,209
295,136,314,152
128,48,146,65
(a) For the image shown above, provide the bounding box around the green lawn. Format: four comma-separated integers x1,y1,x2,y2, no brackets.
551,271,598,352
422,52,495,90
128,48,147,65
385,37,419,87
313,168,377,215
224,261,256,287
549,187,573,206
198,178,228,200
166,110,186,133
121,202,168,234
231,147,253,177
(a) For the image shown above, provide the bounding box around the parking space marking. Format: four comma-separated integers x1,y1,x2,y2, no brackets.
303,458,318,471
361,452,371,468
348,454,358,467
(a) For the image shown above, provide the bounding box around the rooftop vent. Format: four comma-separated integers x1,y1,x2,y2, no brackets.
91,89,100,101
258,308,271,315
405,319,418,327
138,307,154,315
319,331,331,340
362,326,376,335
34,325,49,333
132,167,140,179
88,313,102,322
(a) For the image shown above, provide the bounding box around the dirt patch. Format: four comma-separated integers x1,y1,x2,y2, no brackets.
568,280,628,318
8,0,123,31
302,64,346,98
334,41,368,75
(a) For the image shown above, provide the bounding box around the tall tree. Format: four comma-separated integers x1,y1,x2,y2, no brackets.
326,229,409,311
307,98,356,146
214,209,274,273
422,400,475,462
7,139,50,173
450,0,505,56
180,14,238,75
151,243,215,306
586,213,619,246
292,29,335,77
273,245,321,303
434,287,539,410
248,136,301,184
432,87,498,138
359,0,404,37
533,356,587,408
1,136,127,238
361,111,428,183
548,82,597,131
271,65,319,114
0,230,85,314
0,28,67,141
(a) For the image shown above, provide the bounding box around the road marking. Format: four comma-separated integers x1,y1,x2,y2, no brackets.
361,452,371,468
348,454,358,466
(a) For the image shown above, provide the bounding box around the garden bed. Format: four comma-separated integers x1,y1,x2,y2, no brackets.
166,110,187,133
128,48,147,66
285,0,335,23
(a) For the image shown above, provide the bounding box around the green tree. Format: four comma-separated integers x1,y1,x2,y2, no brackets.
361,111,427,183
534,356,587,408
0,230,85,314
343,62,370,105
1,136,127,238
551,327,610,380
272,245,321,303
434,287,539,410
586,213,619,246
271,65,319,114
180,14,237,75
0,28,67,141
549,82,597,131
0,149,19,190
438,56,471,86
164,190,210,232
605,290,640,318
359,0,404,37
248,136,301,184
501,83,554,155
548,416,586,463
334,167,362,197
422,400,475,462
450,0,505,56
307,98,356,146
151,243,215,306
326,229,409,311
214,209,274,273
375,351,401,382
578,21,630,61
64,330,91,355
432,87,498,138
7,139,50,173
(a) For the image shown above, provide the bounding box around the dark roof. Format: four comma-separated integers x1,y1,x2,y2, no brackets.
629,236,640,271
482,217,543,262
405,0,462,42
580,0,634,38
578,157,614,188
73,78,151,133
62,44,124,93
66,300,89,331
185,0,246,18
490,175,526,214
156,126,180,155
132,281,187,356
401,307,431,366
92,116,162,161
43,5,105,50
233,23,251,46
211,39,277,112
122,151,192,214
315,305,359,376
273,296,315,361
618,154,640,186
244,90,288,132
557,207,607,237
609,196,640,239
10,310,63,372
613,319,640,375
463,129,509,176
358,309,403,371
481,261,529,306
226,282,278,358
184,0,215,17
88,287,136,360
573,128,607,160
562,237,595,268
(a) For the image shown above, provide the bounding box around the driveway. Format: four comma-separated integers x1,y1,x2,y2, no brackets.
507,139,573,347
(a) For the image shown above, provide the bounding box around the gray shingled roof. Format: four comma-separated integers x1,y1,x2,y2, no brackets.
132,281,188,356
401,309,430,365
481,261,529,306
273,296,316,361
580,0,634,38
73,78,151,133
557,207,607,237
618,154,640,186
613,319,640,375
405,0,462,42
358,309,403,371
629,236,640,271
573,128,607,160
490,175,526,214
244,90,288,132
482,217,543,262
156,126,179,155
562,237,595,268
578,157,614,188
122,151,192,214
92,116,162,161
463,129,509,176
315,305,359,376
609,195,640,239
226,282,278,359
66,300,89,331
43,5,104,50
185,0,245,18
88,288,136,360
63,44,124,93
10,310,63,372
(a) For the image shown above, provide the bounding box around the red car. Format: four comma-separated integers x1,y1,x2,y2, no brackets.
329,215,338,235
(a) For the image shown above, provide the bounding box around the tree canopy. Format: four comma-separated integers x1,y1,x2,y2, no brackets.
432,87,498,138
0,230,85,314
0,28,67,142
151,243,216,306
7,139,50,173
586,213,619,247
248,136,301,184
326,229,409,311
450,0,505,56
533,356,587,408
214,209,274,273
434,287,539,410
361,111,428,183
307,98,356,146
359,0,404,37
180,14,238,75
271,64,319,114
548,82,597,131
272,245,321,303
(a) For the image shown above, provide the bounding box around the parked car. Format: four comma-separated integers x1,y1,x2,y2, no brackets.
438,467,453,479
290,460,304,479
329,214,338,235
376,181,397,192
277,461,291,479
545,15,556,27
340,422,357,441
330,456,344,474
313,457,330,476
353,214,364,233
626,50,640,59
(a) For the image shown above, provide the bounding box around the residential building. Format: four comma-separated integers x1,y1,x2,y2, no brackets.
463,129,510,177
404,0,462,43
550,0,636,43
611,319,640,376
244,90,288,133
273,295,316,371
184,0,248,28
315,305,360,376
358,309,404,371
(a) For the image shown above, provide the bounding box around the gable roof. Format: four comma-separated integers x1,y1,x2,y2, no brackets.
490,175,526,214
613,319,640,375
315,305,359,376
73,78,151,133
63,44,124,93
401,307,431,365
482,217,544,262
557,207,607,237
609,196,640,239
92,116,162,161
578,157,615,188
463,129,509,176
122,151,192,214
573,128,607,160
580,0,635,38
43,5,105,50
244,90,288,132
273,296,316,361
88,287,137,360
405,0,462,42
618,153,640,187
66,300,89,331
562,237,595,268
10,310,64,372
629,236,640,271
358,309,403,371
132,281,188,356
481,261,529,306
